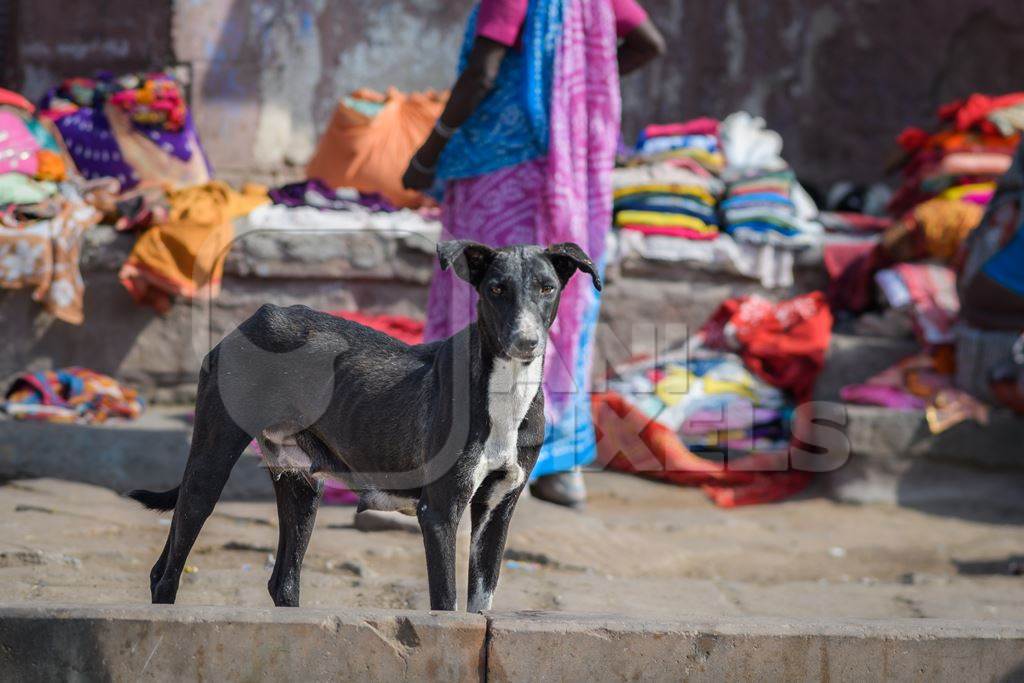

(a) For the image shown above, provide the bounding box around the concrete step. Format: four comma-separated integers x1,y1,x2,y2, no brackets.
826,405,1024,513
0,407,272,500
813,333,919,401
2,604,1022,682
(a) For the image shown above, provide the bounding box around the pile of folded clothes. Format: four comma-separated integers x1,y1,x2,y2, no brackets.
633,118,725,174
611,119,725,241
720,170,816,248
889,92,1023,218
612,172,720,240
717,111,823,249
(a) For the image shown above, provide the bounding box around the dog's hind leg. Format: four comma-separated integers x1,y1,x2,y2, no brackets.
268,471,323,607
150,375,251,604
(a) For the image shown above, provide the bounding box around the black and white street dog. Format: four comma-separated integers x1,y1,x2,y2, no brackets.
129,240,601,612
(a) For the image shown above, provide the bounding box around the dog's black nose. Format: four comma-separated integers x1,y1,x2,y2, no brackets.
512,334,540,355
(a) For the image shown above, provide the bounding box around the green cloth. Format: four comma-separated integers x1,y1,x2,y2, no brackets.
0,173,58,205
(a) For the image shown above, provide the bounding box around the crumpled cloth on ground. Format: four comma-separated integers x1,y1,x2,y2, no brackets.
119,181,268,313
3,367,143,423
592,391,810,508
875,262,959,345
0,186,101,323
841,350,989,434
699,292,833,403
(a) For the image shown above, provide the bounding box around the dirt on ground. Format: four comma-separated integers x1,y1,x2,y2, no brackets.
2,474,1023,619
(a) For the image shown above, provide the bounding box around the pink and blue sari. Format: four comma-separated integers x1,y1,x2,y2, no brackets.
427,0,621,477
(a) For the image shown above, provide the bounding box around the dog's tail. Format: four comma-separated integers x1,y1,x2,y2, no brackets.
126,486,180,513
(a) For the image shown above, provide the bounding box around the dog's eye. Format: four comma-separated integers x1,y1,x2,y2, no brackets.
490,285,503,296
539,284,555,295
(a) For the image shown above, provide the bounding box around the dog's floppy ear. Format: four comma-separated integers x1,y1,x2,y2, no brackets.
437,240,496,288
545,242,602,292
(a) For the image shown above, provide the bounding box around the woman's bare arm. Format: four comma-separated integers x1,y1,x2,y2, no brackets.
403,38,508,189
618,19,665,76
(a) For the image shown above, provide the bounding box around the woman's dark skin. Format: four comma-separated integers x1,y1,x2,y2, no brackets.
402,18,665,191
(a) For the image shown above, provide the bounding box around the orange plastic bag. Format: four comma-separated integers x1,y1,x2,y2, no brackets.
306,88,446,209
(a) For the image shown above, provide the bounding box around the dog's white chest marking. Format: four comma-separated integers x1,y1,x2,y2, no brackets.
471,354,542,504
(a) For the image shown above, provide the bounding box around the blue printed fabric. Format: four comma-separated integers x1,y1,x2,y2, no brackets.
436,0,564,182
613,194,719,223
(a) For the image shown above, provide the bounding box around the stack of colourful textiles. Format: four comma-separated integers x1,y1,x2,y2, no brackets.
890,92,1023,218
721,170,817,248
3,367,143,423
38,72,211,191
633,118,724,173
612,161,722,240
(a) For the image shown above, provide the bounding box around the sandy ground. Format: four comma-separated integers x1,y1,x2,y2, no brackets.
2,474,1024,620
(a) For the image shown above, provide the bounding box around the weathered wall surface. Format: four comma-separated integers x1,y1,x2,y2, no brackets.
11,0,172,100
9,1,1024,186
624,0,1024,188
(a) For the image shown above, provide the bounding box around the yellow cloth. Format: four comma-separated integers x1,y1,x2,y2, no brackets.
938,182,996,201
119,181,269,313
613,184,716,205
615,210,717,231
913,198,984,262
655,368,693,407
703,377,758,401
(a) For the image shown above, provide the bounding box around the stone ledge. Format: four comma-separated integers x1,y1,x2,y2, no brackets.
1,604,1022,682
0,603,486,682
485,611,1024,682
0,408,272,500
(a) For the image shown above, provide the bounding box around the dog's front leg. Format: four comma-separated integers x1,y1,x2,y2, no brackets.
417,489,470,611
467,476,526,613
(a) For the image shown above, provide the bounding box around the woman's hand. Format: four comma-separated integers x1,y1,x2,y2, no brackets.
402,151,437,191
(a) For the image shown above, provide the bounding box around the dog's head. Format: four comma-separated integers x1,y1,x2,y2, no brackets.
438,241,602,361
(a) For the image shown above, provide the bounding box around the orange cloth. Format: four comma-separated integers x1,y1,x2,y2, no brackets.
35,149,67,182
306,88,446,208
119,181,268,313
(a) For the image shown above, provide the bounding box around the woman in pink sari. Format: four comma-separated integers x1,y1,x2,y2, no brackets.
403,0,663,507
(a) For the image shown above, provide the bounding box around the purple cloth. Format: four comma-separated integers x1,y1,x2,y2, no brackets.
268,179,396,212
55,107,137,187
839,384,927,411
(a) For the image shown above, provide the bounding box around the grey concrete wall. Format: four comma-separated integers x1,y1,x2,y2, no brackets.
9,1,1024,187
